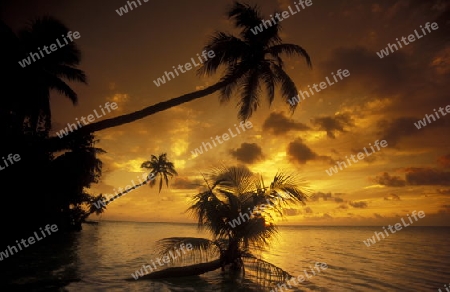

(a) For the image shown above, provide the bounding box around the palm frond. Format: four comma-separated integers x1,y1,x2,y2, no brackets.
141,153,177,193
272,64,299,113
216,62,249,104
197,32,249,77
227,1,282,46
242,253,293,283
188,190,231,239
266,44,312,68
235,217,278,250
48,76,78,105
238,69,261,121
158,175,163,193
259,62,276,105
229,1,269,44
140,161,152,169
88,194,107,215
227,2,262,29
163,172,168,187
21,16,82,66
269,171,310,205
154,237,221,266
210,165,256,196
50,65,87,84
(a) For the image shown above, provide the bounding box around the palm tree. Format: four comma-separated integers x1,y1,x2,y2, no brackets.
139,166,309,285
87,153,178,216
0,17,87,238
0,20,24,136
17,16,87,135
46,1,311,151
49,133,105,230
141,153,178,193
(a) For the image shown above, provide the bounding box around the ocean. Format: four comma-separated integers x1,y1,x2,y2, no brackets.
1,222,449,291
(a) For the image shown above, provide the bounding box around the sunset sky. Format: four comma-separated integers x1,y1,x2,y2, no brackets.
3,0,449,225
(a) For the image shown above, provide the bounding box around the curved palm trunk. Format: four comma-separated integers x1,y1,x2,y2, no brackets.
45,75,241,152
86,173,155,217
82,78,234,133
138,259,222,280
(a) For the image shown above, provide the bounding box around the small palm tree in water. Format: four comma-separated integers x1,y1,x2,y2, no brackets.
142,165,309,285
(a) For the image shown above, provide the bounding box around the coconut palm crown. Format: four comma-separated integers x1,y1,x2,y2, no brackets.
18,16,87,134
141,153,178,193
198,2,312,120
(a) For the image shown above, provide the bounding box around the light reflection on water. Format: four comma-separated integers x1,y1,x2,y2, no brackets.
1,222,449,291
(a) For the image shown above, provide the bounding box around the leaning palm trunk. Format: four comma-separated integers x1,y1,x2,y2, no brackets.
86,173,156,216
137,255,293,286
45,74,242,153
139,259,222,279
82,77,238,133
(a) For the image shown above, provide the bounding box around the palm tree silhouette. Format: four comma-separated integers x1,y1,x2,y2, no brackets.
50,134,105,229
139,166,309,284
141,153,178,193
47,1,311,149
87,153,177,215
0,18,88,235
17,16,87,134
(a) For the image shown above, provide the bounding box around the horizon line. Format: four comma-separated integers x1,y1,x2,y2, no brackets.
84,220,450,227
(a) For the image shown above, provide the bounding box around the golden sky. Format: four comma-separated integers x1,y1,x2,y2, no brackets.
3,0,450,225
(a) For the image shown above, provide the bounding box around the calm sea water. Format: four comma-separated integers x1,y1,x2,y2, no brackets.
1,222,449,291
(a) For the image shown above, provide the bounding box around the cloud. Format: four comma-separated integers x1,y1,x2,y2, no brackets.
439,205,450,215
106,93,130,114
310,192,332,201
385,1,410,19
405,168,450,186
371,4,382,13
372,172,406,187
287,138,318,164
437,154,450,168
320,46,410,97
338,204,348,209
349,201,368,208
349,146,378,164
229,143,264,164
323,213,333,219
376,117,445,146
287,138,332,164
431,47,450,76
384,193,401,201
304,207,313,214
310,192,346,203
334,197,344,203
160,196,173,201
437,189,450,195
171,177,203,189
310,113,354,139
374,168,450,187
374,213,384,219
262,112,310,135
283,208,301,216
